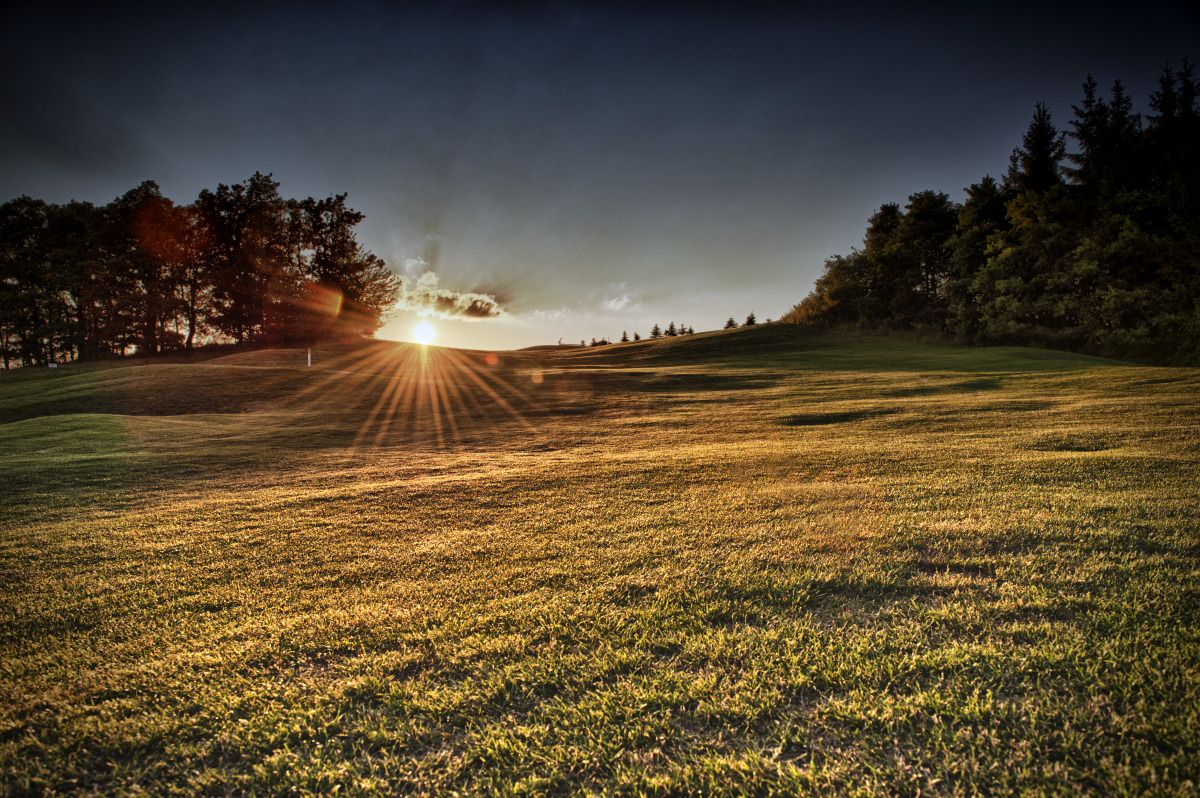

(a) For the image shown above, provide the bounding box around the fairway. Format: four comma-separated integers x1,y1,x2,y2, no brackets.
2,326,1198,796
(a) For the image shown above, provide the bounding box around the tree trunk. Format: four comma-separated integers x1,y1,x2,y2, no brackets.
185,279,197,350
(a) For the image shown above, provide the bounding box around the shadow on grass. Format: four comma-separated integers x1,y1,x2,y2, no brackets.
780,409,898,426
885,377,1004,397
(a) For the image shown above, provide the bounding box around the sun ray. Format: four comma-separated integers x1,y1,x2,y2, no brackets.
356,360,411,448
357,348,424,449
440,348,554,429
286,338,566,451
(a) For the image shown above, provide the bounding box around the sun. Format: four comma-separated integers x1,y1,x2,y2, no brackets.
412,319,437,345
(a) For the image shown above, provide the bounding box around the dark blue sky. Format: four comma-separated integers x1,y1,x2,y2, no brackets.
2,2,1196,348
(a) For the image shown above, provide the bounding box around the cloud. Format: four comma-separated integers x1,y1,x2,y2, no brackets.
394,269,506,320
604,294,634,311
524,306,570,321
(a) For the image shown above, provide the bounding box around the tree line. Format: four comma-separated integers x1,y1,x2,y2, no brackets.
784,58,1199,365
0,172,400,367
583,313,765,347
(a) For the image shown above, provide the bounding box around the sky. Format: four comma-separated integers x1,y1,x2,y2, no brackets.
2,1,1196,350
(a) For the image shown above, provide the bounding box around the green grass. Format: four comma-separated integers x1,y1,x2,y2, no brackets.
1,326,1198,796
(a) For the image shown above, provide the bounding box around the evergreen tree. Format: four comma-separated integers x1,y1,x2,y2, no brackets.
620,330,628,342
666,321,677,336
786,61,1199,364
1066,76,1141,204
744,312,756,326
859,203,904,321
889,191,959,329
633,331,640,341
785,252,868,325
945,176,1008,340
1005,102,1066,194
650,323,661,338
971,189,1084,349
724,316,738,329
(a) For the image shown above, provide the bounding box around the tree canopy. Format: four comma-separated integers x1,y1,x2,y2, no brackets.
1,173,399,366
784,58,1200,365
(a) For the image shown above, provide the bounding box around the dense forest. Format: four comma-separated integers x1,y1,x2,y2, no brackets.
0,172,399,367
784,59,1199,365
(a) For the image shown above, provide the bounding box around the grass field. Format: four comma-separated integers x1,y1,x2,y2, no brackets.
2,325,1198,796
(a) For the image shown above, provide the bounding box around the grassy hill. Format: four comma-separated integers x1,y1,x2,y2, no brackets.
2,328,1198,796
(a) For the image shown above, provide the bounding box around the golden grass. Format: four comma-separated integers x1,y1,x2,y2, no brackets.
1,327,1198,795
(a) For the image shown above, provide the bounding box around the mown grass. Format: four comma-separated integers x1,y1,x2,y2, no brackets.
1,326,1198,796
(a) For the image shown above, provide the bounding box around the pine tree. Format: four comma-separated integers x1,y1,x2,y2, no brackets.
633,331,640,341
946,176,1008,340
1005,102,1066,194
724,316,738,329
744,311,756,326
620,330,628,342
666,321,677,336
650,323,661,338
1066,76,1141,201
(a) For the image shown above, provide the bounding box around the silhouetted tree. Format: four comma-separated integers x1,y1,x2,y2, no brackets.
724,316,738,329
195,172,288,345
1005,103,1067,195
665,321,677,336
889,190,959,329
102,181,191,355
650,323,662,338
284,193,399,343
1,196,54,365
633,331,640,341
744,312,757,326
1,174,398,363
946,176,1008,340
1066,75,1141,204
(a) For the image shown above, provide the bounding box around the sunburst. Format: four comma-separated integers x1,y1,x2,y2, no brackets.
412,319,436,345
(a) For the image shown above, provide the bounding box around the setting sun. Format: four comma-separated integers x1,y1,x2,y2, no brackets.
412,318,436,345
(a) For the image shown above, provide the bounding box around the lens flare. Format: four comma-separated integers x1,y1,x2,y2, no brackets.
413,319,436,345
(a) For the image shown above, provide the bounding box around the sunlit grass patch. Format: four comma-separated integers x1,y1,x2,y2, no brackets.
1,329,1197,795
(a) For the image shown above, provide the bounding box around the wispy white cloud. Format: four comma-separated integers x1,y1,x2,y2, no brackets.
524,306,571,321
